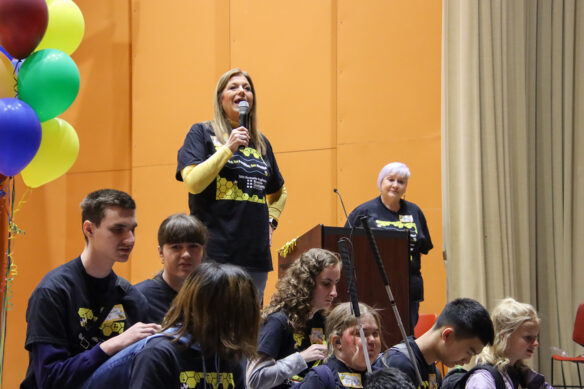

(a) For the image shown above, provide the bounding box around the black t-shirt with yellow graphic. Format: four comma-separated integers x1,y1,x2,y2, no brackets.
300,356,368,389
130,336,244,389
345,197,433,301
22,257,148,388
257,311,326,389
176,122,284,272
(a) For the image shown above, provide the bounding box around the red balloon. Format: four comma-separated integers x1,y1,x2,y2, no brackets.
0,0,48,59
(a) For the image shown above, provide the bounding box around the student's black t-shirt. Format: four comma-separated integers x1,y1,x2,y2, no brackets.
300,356,368,389
257,311,326,389
130,336,244,389
22,257,148,388
373,337,441,389
135,272,177,323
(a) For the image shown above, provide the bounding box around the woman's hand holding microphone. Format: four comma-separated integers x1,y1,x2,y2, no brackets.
226,126,249,153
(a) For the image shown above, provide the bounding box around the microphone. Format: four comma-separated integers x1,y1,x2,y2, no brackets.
333,188,352,228
237,101,249,151
238,101,249,128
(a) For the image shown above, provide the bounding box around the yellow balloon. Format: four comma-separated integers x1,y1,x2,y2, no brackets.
0,55,16,98
21,117,79,188
35,0,85,55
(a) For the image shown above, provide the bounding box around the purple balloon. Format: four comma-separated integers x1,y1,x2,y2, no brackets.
0,97,42,176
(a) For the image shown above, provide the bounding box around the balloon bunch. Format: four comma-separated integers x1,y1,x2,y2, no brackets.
0,0,84,188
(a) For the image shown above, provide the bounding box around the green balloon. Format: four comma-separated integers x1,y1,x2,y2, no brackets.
17,48,80,122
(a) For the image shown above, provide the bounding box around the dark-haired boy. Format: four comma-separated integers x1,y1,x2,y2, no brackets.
135,213,207,323
21,189,160,389
373,298,494,389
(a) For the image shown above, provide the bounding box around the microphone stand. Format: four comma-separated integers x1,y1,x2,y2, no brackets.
337,237,372,374
359,216,423,387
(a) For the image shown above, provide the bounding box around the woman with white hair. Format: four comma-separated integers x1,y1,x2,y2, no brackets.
465,297,551,388
345,162,432,329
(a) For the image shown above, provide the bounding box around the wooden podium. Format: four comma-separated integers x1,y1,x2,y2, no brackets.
278,224,411,348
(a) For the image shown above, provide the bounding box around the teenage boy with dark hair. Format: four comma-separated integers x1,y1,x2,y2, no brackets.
135,213,207,323
374,298,494,389
21,189,160,389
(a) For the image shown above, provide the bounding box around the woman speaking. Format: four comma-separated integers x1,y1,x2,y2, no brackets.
345,162,432,330
176,68,286,302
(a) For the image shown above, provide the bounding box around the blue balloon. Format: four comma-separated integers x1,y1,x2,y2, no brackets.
0,98,42,176
0,46,13,61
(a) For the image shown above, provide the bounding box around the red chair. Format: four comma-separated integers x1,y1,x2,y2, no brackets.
414,313,437,338
551,303,584,388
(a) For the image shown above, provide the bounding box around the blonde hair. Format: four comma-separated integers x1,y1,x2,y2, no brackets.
478,297,540,371
210,68,267,155
325,302,383,358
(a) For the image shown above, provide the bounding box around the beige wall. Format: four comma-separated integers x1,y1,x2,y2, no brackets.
2,1,444,387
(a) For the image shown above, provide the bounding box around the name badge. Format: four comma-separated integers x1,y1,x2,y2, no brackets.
310,328,325,344
400,214,413,223
428,373,438,389
338,372,363,388
103,304,127,323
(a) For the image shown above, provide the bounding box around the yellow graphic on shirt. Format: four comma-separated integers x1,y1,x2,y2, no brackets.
179,371,234,389
240,147,261,159
414,376,437,389
293,333,304,348
374,220,417,233
99,304,126,336
338,372,363,388
78,308,96,327
216,176,266,203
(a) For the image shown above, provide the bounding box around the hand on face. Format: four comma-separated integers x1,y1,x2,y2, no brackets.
335,315,381,371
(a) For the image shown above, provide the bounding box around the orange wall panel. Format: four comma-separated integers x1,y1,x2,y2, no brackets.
337,0,442,144
66,0,132,174
131,0,230,168
230,0,336,153
130,165,189,283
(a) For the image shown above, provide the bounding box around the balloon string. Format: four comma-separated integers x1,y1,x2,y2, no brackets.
12,59,22,98
0,179,29,385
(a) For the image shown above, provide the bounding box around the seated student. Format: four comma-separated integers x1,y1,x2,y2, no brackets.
134,213,207,323
375,298,494,389
465,297,552,389
21,189,160,389
297,302,383,389
128,262,259,388
247,248,342,389
365,367,415,389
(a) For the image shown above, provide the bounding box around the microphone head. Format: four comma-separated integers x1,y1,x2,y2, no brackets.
238,101,249,114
